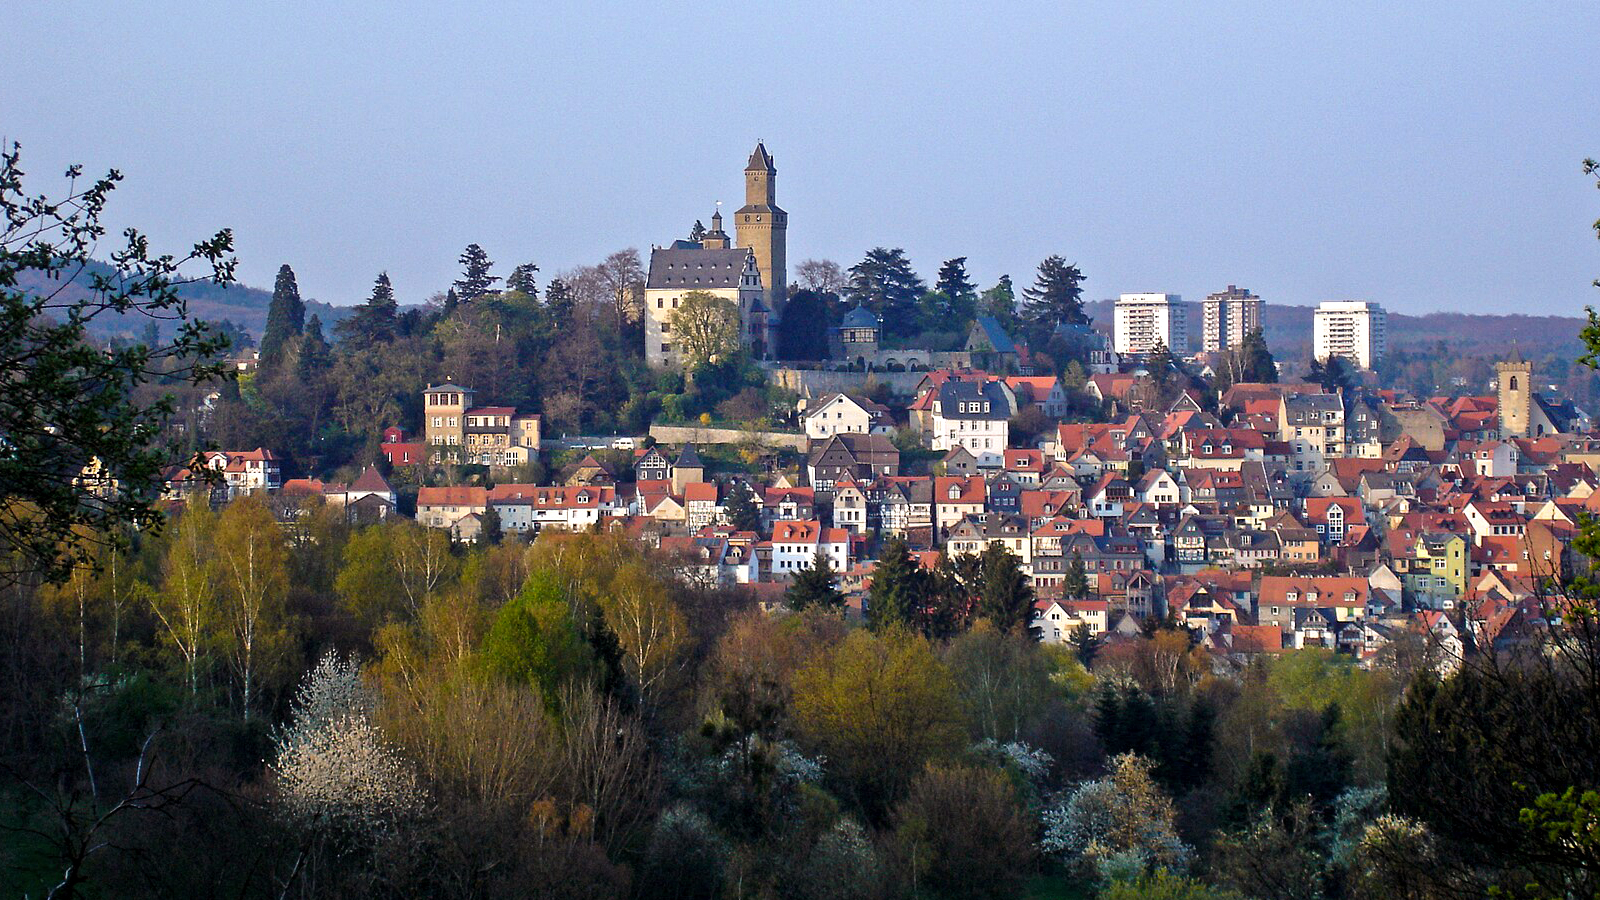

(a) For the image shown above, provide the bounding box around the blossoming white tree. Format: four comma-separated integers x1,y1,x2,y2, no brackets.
1041,752,1192,876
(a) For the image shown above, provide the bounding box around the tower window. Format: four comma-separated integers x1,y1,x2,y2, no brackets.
1509,376,1519,391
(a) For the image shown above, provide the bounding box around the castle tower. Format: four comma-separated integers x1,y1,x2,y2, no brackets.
701,206,730,249
735,142,787,316
1496,353,1533,439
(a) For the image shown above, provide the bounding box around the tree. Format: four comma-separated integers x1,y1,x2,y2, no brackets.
867,536,926,630
1237,328,1277,383
777,288,830,360
669,290,741,369
453,243,500,300
979,275,1021,338
1311,354,1356,392
723,481,761,533
688,220,707,243
506,262,540,298
787,551,845,611
1064,550,1090,600
945,621,1053,742
544,277,575,326
892,765,1036,900
297,314,331,379
335,271,399,350
214,495,293,719
792,627,964,821
336,521,458,627
479,570,595,709
598,560,688,711
847,248,925,339
1021,255,1088,344
153,503,218,695
936,257,979,322
1070,624,1102,669
596,248,645,334
976,542,1035,637
795,258,846,296
1041,752,1193,875
0,145,235,583
259,263,305,370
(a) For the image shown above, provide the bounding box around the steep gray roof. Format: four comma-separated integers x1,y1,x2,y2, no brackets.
971,315,1016,353
675,443,703,469
937,381,1010,420
647,247,752,290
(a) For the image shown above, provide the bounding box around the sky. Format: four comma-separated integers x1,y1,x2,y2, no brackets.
3,2,1597,315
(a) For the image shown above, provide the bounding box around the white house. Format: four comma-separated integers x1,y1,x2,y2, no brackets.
930,380,1011,467
800,393,893,440
767,520,850,577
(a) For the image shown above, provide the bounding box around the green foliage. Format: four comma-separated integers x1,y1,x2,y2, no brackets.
786,551,845,612
479,570,594,708
724,480,762,532
847,247,925,340
0,144,235,583
1099,871,1243,900
258,263,304,371
867,536,926,630
976,541,1035,637
778,288,831,360
936,257,979,323
453,242,499,300
892,764,1036,900
1021,255,1087,349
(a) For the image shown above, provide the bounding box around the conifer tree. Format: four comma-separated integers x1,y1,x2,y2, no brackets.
976,541,1035,637
453,243,500,300
544,278,574,325
1021,255,1088,330
296,314,330,380
1070,623,1101,668
979,275,1021,337
506,262,540,298
846,248,925,339
689,220,707,243
259,263,305,371
335,271,399,350
936,257,978,321
786,551,844,611
1064,550,1090,600
724,481,761,533
867,536,925,630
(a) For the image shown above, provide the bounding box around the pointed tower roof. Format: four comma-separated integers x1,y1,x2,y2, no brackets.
675,443,704,469
746,142,774,172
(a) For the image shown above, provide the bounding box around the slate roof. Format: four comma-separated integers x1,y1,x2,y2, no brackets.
675,443,704,469
937,380,1010,420
647,247,753,290
971,315,1016,353
841,305,880,329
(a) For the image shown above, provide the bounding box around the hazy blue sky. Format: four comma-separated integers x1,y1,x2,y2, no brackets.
3,2,1597,314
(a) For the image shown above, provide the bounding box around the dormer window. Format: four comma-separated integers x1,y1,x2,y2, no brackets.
1286,591,1300,603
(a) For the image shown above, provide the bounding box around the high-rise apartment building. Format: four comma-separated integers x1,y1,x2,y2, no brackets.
1313,301,1387,369
1113,293,1187,356
1201,285,1262,352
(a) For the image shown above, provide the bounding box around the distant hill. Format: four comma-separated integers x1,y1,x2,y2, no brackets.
1081,299,1588,360
16,260,357,343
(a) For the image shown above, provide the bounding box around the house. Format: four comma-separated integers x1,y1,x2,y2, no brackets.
965,315,1020,372
684,482,722,530
221,448,282,495
768,520,850,577
380,428,426,469
1278,392,1346,473
945,514,1031,565
489,484,621,534
417,486,488,531
930,380,1011,467
832,478,870,535
934,476,986,539
801,393,894,439
879,477,935,544
807,433,900,492
635,445,671,483
762,487,816,530
1256,576,1371,630
1004,377,1069,419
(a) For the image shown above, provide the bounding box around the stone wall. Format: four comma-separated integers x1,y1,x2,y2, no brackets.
765,367,926,399
649,424,809,451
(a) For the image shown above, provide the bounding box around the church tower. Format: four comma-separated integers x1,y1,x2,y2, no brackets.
736,142,787,315
1496,353,1533,439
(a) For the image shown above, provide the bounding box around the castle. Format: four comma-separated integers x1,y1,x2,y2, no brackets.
645,143,788,369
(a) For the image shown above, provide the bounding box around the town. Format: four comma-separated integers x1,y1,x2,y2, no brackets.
185,144,1587,672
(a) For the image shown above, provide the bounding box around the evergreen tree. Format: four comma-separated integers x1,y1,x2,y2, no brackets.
258,263,305,371
454,243,500,300
1070,623,1101,668
335,271,398,349
479,505,503,546
979,275,1021,337
846,247,925,340
786,551,845,611
1063,550,1090,600
544,278,574,325
936,257,978,322
506,262,540,298
689,220,707,243
1093,682,1122,750
296,314,330,380
867,536,925,630
777,289,830,360
1237,327,1277,383
922,553,974,640
1020,255,1088,343
724,481,761,533
976,542,1035,637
